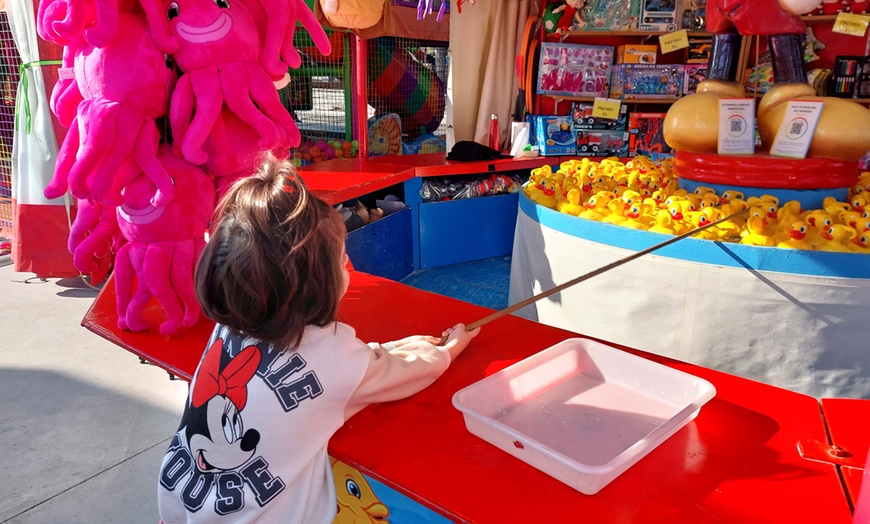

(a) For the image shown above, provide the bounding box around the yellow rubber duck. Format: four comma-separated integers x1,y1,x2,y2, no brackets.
620,202,655,230
578,194,613,221
850,193,870,214
849,233,870,254
777,221,815,250
822,196,850,223
803,210,832,248
602,198,629,225
559,188,585,216
817,224,857,253
740,215,776,247
648,209,677,235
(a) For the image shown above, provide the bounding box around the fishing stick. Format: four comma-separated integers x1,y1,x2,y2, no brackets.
441,207,750,343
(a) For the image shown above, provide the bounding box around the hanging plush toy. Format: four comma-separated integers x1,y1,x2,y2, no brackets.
114,145,215,336
43,9,178,208
160,0,331,166
36,0,331,336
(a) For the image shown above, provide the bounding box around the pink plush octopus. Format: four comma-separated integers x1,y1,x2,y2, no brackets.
161,0,331,166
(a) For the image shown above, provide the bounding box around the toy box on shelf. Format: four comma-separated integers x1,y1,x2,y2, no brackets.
829,55,866,98
616,44,657,64
575,0,638,31
637,0,682,32
571,102,628,130
576,129,629,156
680,0,706,30
532,115,577,155
628,112,673,157
537,42,614,98
610,64,684,99
686,36,713,64
683,64,707,95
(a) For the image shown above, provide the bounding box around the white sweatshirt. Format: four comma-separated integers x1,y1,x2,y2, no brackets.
158,321,451,523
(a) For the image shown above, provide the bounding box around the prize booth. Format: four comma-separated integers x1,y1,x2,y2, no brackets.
11,0,870,521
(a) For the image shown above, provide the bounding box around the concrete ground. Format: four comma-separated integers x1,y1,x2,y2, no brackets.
0,255,189,523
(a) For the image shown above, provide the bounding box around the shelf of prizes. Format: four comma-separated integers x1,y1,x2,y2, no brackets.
513,152,870,401
83,268,855,523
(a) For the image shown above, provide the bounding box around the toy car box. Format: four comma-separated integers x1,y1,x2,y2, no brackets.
609,64,684,99
616,44,657,64
571,102,628,130
537,42,614,98
576,129,629,157
682,64,707,95
533,115,577,156
628,112,674,157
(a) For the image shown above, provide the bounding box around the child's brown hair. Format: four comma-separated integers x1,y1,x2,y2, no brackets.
196,154,347,350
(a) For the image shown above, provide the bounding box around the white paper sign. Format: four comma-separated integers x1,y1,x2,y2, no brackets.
769,100,824,159
718,98,755,155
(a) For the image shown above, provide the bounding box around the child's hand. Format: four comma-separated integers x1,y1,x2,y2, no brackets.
439,323,480,361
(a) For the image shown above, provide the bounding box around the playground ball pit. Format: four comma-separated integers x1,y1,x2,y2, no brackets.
291,138,360,167
524,156,870,253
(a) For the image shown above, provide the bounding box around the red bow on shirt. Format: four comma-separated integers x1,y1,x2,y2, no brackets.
192,340,261,411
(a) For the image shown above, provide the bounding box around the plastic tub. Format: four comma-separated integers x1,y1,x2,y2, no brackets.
452,338,716,495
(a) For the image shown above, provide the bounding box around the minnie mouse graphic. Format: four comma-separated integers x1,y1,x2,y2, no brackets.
186,340,262,474
158,336,286,516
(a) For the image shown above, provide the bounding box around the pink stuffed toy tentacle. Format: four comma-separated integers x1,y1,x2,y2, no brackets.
243,62,300,146
51,0,94,45
82,0,119,48
292,0,330,56
37,0,69,43
143,241,185,336
69,198,119,273
50,47,83,128
219,63,285,150
169,74,195,159
257,0,296,77
133,121,176,207
169,238,201,328
68,100,119,199
139,0,179,53
45,113,80,199
123,243,153,332
114,241,136,330
89,106,145,205
180,69,224,165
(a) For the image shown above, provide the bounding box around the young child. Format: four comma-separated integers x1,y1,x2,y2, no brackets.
157,155,479,523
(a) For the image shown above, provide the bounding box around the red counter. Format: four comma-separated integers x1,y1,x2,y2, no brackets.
83,270,852,523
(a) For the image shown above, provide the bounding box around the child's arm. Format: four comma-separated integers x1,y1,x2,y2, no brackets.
344,324,480,418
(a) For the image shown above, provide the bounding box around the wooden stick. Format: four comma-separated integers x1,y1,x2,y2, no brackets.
441,207,750,343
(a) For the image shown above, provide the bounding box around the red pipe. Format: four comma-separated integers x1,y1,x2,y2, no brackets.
354,35,368,159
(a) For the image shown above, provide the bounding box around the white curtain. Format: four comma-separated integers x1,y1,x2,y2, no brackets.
447,0,532,149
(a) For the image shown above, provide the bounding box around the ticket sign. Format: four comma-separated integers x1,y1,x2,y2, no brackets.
592,98,622,120
659,30,689,53
833,12,869,37
718,99,755,155
769,100,824,159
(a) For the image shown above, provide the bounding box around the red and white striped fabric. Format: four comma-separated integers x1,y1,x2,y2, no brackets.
8,0,76,278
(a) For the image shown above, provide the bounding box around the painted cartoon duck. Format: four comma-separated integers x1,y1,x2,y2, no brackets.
332,458,390,523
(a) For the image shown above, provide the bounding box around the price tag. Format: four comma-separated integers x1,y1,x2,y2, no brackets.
659,30,689,53
833,12,870,36
718,99,755,155
592,98,622,120
769,100,824,159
